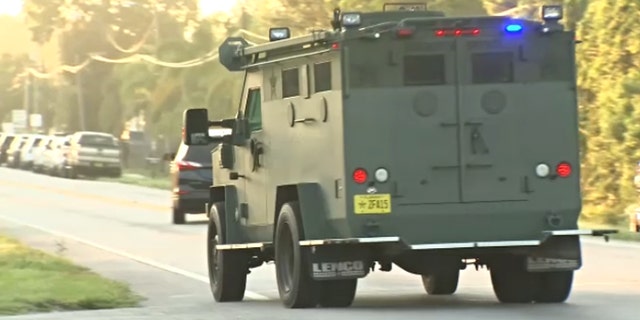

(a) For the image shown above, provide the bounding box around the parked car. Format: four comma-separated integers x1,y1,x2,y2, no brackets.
18,134,46,170
42,136,70,176
32,136,55,173
0,133,15,165
64,131,122,179
169,128,231,224
6,134,29,168
631,208,640,233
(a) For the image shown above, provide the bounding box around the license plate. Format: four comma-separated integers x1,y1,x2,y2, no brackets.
354,194,391,214
526,257,580,272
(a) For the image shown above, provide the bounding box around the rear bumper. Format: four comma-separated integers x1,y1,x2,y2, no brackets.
173,192,208,214
297,228,618,248
216,228,617,252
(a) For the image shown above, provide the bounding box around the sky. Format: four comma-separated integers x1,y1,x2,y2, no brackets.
0,0,237,17
0,0,22,16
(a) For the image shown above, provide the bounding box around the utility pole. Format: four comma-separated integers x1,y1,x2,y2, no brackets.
75,54,86,131
23,72,31,132
240,4,248,31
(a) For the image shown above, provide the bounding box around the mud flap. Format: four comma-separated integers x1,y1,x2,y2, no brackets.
307,245,371,281
525,235,581,272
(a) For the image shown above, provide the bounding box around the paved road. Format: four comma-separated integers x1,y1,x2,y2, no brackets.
0,167,638,320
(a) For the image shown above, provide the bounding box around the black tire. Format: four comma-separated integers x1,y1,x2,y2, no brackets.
67,167,78,179
534,271,574,303
207,202,249,302
318,279,358,308
490,257,536,303
421,268,460,295
111,169,122,179
275,201,319,308
172,207,185,224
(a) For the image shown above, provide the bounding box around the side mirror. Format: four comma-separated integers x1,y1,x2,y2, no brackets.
220,143,234,168
64,141,71,147
183,108,210,145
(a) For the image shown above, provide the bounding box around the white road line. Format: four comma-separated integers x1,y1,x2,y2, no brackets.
0,215,270,301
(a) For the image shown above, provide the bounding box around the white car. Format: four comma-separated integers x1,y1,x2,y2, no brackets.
32,136,55,173
42,136,70,176
18,134,46,170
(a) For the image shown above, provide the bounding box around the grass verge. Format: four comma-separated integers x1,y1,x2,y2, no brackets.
0,235,143,316
100,168,170,190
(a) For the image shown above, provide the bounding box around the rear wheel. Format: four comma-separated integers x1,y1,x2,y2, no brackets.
207,202,249,302
67,167,78,179
318,279,358,307
533,271,574,303
274,201,319,308
172,207,185,224
490,256,537,303
421,268,459,295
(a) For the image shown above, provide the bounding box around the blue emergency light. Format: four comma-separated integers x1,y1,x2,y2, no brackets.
505,24,523,33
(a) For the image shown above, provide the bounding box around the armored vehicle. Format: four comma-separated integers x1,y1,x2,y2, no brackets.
182,3,616,309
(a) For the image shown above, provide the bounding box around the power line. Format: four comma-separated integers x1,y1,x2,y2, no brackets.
19,29,264,80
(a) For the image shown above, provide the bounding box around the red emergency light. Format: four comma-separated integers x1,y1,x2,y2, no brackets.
434,28,481,37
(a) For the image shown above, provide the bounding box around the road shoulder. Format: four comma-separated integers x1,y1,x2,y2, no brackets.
0,220,213,319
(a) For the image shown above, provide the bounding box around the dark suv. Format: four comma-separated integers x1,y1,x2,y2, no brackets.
168,129,229,224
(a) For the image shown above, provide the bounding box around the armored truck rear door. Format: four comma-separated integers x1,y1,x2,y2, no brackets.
455,38,527,203
393,39,461,204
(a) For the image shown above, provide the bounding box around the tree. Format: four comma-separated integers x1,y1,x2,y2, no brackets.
575,0,640,222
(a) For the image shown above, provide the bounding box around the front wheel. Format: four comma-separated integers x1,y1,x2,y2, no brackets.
274,201,319,308
421,268,459,295
207,202,249,302
318,279,358,307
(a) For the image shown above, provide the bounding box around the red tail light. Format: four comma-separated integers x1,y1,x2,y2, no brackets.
174,188,189,195
396,28,414,38
175,161,202,171
353,168,368,184
556,162,572,178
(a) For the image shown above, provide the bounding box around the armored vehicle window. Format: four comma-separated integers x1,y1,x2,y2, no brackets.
313,62,332,92
471,52,514,84
246,88,262,131
403,55,445,86
282,68,299,98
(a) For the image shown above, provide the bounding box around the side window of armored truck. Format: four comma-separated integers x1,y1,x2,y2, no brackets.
245,88,262,132
471,52,514,84
313,61,332,93
282,67,300,98
403,54,446,86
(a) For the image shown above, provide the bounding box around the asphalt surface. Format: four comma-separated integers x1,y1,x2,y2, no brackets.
0,166,638,320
